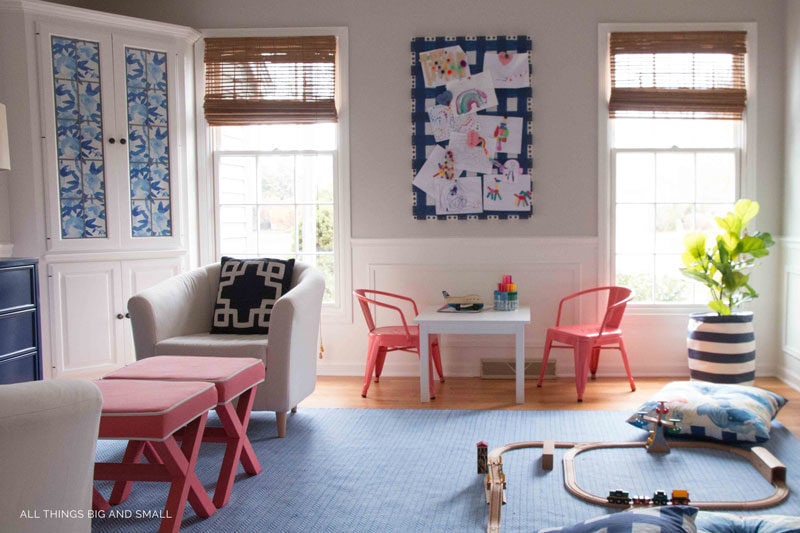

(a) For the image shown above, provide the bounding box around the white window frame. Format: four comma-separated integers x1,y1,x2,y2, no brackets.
597,22,757,315
194,27,351,321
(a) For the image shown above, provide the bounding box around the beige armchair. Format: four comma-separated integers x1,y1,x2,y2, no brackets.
0,379,102,533
127,261,325,437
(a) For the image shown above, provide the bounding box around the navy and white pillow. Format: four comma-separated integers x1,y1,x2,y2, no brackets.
539,506,699,533
695,511,800,533
211,257,295,335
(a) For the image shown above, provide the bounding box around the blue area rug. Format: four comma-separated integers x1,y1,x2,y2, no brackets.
92,409,800,532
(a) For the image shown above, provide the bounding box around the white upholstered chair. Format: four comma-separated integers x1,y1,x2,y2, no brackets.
0,379,102,533
127,261,325,437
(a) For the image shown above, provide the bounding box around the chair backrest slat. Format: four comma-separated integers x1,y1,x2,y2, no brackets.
353,289,419,336
600,286,633,332
353,289,378,332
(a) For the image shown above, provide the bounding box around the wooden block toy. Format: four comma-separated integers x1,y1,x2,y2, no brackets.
541,440,555,470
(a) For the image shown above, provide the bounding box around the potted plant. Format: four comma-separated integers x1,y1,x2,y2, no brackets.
680,198,774,384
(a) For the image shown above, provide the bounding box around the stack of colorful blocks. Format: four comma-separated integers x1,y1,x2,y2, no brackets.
494,275,518,311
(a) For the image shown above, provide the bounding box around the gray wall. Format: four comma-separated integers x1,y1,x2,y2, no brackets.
50,0,787,241
787,1,800,239
781,1,800,383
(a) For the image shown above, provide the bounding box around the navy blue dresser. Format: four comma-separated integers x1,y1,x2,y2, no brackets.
0,258,42,383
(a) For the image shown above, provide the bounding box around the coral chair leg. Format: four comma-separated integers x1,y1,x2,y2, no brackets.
573,339,593,402
537,332,555,387
618,338,636,392
374,346,388,382
431,335,445,383
428,353,436,399
361,336,381,397
589,346,601,378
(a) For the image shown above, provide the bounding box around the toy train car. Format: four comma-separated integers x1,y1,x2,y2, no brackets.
607,488,690,507
607,489,631,505
651,490,670,506
671,489,690,505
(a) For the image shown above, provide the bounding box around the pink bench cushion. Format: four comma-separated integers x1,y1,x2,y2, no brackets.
103,356,265,404
95,379,216,441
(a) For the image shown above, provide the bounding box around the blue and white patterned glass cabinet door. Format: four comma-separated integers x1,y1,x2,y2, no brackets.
116,37,180,247
38,22,121,251
37,23,183,252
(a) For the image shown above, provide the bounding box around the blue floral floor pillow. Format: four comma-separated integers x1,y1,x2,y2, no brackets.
626,381,787,443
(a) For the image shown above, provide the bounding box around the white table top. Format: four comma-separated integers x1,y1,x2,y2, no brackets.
414,305,531,333
415,305,530,324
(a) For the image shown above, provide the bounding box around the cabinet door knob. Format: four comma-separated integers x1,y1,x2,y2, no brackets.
116,313,124,319
125,313,130,319
108,138,116,144
119,138,127,145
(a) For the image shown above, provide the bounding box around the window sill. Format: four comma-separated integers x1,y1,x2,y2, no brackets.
626,303,709,317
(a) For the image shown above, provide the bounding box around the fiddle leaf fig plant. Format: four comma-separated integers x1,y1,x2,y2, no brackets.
680,199,774,316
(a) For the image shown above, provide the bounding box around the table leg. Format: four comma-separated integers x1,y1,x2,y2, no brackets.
419,323,431,402
516,326,525,404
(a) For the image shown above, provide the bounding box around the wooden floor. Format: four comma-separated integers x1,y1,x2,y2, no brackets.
301,375,800,436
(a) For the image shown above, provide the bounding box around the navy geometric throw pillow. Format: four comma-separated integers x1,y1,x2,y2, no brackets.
210,257,295,335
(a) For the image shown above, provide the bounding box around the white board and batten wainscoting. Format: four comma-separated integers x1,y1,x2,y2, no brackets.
317,236,755,384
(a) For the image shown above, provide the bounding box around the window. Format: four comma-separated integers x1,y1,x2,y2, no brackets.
613,121,740,304
213,123,337,302
201,31,348,306
601,26,753,307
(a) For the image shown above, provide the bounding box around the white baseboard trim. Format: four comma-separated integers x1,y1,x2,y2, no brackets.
778,366,800,392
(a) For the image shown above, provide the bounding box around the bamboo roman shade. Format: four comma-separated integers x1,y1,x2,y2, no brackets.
609,31,747,119
204,35,337,125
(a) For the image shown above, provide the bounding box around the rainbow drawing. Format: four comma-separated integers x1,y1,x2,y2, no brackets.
455,89,488,114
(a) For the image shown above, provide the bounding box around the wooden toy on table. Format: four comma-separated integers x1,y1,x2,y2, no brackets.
442,290,484,311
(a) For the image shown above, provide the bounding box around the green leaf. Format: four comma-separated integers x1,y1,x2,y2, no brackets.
734,198,759,228
715,213,740,235
708,300,731,315
739,235,766,256
683,232,706,261
721,270,749,293
718,232,738,255
680,268,717,288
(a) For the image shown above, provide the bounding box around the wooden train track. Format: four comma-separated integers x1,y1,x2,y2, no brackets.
484,440,789,533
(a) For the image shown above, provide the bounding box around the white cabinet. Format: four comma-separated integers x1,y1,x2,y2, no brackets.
47,257,183,378
35,19,193,252
25,8,198,379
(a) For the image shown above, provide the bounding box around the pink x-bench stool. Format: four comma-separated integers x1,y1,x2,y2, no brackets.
92,379,218,533
102,356,265,508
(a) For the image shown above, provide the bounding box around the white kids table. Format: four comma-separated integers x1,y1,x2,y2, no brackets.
414,305,531,403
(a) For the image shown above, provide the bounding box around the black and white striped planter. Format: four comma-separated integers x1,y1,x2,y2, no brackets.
686,312,756,385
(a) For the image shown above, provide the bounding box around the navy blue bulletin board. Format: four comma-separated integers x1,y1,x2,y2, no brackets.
411,36,533,220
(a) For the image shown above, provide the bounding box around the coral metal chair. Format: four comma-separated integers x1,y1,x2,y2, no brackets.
536,286,635,402
354,289,445,398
